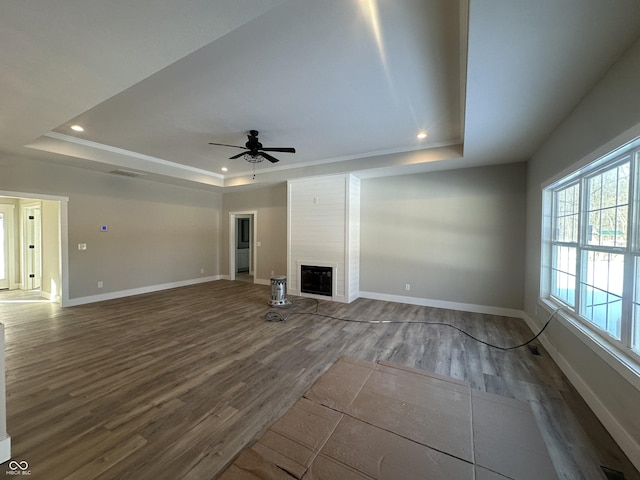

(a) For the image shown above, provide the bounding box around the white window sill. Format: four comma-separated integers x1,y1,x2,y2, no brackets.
538,297,640,391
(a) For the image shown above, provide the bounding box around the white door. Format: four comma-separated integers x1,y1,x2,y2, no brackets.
23,205,41,290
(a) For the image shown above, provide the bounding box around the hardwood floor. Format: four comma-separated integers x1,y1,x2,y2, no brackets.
0,280,637,479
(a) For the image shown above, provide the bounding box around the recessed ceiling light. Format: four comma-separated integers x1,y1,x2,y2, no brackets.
417,131,427,139
70,125,84,132
221,167,228,172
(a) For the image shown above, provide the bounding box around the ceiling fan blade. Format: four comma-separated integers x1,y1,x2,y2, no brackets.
259,152,280,163
260,147,296,153
229,151,249,159
208,142,246,149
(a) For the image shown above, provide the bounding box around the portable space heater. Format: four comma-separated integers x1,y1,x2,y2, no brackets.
269,276,289,306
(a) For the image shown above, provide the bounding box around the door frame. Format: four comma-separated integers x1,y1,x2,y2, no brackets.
0,205,16,290
229,210,257,282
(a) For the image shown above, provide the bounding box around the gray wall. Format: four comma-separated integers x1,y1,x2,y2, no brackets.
221,183,288,281
525,37,640,466
0,155,222,301
361,163,526,310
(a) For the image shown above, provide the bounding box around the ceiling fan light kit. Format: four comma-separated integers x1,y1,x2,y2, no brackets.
242,153,263,164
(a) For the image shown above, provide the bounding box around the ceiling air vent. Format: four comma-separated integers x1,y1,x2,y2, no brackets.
110,169,146,178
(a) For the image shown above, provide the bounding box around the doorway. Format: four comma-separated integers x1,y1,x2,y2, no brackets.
0,192,67,304
229,211,257,283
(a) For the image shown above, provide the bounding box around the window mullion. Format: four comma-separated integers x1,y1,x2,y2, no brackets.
576,177,588,317
621,253,633,347
632,149,640,253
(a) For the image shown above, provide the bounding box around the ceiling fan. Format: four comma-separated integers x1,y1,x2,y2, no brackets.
209,130,295,163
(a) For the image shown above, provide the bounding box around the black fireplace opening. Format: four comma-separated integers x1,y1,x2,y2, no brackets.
301,265,332,297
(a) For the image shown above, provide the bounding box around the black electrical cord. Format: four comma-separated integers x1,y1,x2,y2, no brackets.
265,298,562,351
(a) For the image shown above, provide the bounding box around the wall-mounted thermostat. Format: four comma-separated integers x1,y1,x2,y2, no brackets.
100,225,108,232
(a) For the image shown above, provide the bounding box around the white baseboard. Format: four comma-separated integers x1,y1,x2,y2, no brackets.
0,436,10,464
522,312,640,472
63,276,222,307
359,291,524,318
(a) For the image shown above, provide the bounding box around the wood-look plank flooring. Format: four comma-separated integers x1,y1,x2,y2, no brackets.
0,280,637,479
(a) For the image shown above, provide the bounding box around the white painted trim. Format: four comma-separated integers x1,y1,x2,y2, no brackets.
43,132,224,180
229,215,236,281
0,436,10,464
65,276,221,307
359,291,525,319
60,199,69,307
522,311,640,472
0,205,16,290
0,190,68,203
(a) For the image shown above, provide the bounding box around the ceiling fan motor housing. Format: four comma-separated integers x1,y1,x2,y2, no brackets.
246,130,262,152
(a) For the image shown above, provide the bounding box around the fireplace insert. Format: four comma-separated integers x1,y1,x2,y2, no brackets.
300,265,332,297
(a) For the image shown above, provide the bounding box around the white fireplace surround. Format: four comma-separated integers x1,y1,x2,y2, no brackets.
287,174,360,304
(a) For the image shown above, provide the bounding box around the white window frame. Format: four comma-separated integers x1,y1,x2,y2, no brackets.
542,136,640,372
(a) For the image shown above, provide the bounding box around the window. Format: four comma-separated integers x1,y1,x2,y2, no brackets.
546,141,640,359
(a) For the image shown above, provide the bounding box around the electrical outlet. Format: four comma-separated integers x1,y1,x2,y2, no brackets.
78,243,87,250
405,283,411,291
200,268,205,274
97,281,103,288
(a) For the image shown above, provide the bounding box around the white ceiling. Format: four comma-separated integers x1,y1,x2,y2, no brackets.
2,0,640,191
